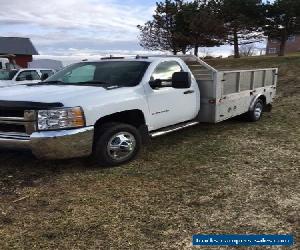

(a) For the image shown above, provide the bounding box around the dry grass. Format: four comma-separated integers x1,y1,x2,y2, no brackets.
0,56,299,250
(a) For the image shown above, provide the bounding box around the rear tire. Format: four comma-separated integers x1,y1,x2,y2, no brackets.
248,99,264,122
93,123,142,167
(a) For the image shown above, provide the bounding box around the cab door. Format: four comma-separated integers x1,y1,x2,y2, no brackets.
145,61,198,131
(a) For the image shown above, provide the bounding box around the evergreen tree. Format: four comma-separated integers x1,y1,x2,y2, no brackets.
182,0,226,56
218,0,264,58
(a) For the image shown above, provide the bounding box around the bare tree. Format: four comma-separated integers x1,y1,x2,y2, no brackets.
138,0,226,55
137,0,188,55
239,44,256,56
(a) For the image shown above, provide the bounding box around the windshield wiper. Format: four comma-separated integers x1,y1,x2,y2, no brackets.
41,81,111,86
74,81,111,85
40,80,66,85
29,80,119,87
28,80,67,86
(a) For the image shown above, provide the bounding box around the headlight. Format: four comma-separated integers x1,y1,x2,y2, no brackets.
37,107,85,131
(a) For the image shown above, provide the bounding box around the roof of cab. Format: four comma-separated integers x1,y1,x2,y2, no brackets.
19,68,55,71
84,56,183,63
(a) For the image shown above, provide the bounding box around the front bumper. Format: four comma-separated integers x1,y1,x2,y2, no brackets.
0,126,94,159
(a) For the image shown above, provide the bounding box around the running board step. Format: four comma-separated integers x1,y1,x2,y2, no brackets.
150,121,199,138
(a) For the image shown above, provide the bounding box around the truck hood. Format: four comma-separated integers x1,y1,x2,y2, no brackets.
0,84,109,105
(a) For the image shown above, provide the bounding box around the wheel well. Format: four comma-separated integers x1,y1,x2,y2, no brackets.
258,95,267,106
93,110,149,145
94,110,146,129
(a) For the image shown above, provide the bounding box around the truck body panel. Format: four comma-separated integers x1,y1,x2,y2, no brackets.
179,55,278,123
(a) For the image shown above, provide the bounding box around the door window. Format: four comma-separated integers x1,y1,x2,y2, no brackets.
0,70,18,80
151,61,182,88
17,70,40,81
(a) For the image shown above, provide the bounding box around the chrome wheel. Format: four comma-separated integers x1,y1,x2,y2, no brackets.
254,102,263,120
107,132,136,161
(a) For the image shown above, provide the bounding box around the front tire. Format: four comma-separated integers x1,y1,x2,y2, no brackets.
93,123,142,166
248,99,264,122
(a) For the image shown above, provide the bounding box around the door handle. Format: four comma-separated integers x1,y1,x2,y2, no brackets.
183,90,195,95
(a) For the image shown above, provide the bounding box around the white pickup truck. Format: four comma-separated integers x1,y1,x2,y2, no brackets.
0,68,55,87
0,56,278,166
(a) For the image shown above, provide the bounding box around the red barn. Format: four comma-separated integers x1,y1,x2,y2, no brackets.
266,35,300,55
0,37,39,68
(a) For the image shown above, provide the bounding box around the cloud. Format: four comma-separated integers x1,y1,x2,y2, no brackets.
0,0,154,56
0,0,152,31
0,0,267,63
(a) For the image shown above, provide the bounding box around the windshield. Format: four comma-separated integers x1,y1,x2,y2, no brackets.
0,70,18,80
45,61,150,87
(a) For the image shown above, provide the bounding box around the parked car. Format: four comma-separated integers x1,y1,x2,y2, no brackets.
0,68,55,87
0,56,278,166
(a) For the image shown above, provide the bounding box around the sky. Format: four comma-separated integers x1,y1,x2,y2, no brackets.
0,0,267,64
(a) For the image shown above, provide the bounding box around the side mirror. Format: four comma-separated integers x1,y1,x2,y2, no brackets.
149,79,162,89
172,72,191,89
25,75,33,81
41,73,49,81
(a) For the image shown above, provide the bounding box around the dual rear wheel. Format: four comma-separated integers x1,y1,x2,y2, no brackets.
248,99,264,122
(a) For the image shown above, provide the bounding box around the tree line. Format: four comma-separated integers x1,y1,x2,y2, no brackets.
137,0,300,58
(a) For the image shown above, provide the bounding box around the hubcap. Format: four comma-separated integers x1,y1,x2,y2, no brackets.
254,103,263,119
107,132,136,161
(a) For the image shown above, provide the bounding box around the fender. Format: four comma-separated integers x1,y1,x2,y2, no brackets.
93,109,150,143
249,95,266,111
94,109,148,127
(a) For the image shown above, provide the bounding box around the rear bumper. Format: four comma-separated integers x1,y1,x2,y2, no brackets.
0,126,94,159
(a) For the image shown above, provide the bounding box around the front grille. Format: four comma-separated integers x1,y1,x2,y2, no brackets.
0,124,26,133
0,109,36,135
0,109,24,118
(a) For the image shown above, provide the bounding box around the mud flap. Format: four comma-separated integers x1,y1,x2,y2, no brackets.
264,104,273,112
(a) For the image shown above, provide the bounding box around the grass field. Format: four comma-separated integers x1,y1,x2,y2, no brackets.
0,56,299,250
